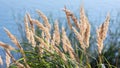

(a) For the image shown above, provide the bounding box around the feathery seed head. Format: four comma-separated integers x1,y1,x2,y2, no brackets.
97,13,110,54
26,13,35,33
53,20,60,46
0,41,15,50
36,10,51,30
4,28,21,49
63,7,79,28
84,22,91,48
30,30,36,47
72,27,86,50
24,14,31,42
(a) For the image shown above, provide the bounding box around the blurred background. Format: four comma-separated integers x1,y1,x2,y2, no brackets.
0,0,120,67
0,0,120,41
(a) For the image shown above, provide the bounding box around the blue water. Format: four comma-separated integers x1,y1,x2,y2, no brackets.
0,0,120,39
0,0,120,67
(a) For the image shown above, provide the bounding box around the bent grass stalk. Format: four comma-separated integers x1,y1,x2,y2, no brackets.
96,13,110,67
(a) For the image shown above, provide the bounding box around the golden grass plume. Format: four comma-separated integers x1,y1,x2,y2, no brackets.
97,13,110,54
0,41,15,50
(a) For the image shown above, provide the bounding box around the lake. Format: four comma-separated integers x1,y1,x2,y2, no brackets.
0,0,120,41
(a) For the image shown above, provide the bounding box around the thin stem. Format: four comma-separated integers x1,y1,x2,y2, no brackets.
84,49,91,68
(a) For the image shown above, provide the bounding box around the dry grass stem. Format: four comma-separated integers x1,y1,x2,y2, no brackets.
31,19,51,42
62,27,72,47
31,19,45,31
25,15,36,47
84,22,91,48
62,27,70,52
4,28,21,49
97,13,110,54
79,7,88,38
6,49,11,68
30,30,36,47
24,14,31,42
62,27,73,51
72,27,85,50
70,13,79,28
61,27,77,61
0,56,3,65
63,7,72,29
63,7,79,28
79,6,89,37
44,28,51,44
36,10,51,30
0,41,15,50
53,20,60,46
27,13,35,33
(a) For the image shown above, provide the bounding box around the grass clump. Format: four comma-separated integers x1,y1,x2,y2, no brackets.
0,6,117,68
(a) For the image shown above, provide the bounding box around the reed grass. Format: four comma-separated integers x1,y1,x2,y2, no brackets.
0,6,117,68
